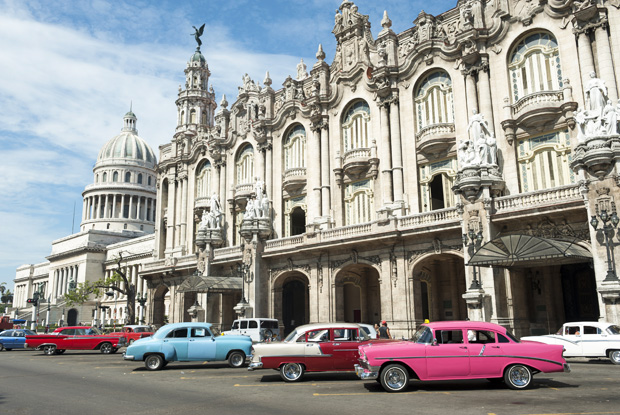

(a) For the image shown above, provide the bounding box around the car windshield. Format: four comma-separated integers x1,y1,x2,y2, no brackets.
607,325,620,335
357,329,370,341
86,327,103,335
133,327,150,333
412,326,433,344
283,330,299,343
20,329,36,336
0,330,10,336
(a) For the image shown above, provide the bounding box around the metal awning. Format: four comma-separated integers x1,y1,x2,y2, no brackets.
177,274,242,293
468,234,592,268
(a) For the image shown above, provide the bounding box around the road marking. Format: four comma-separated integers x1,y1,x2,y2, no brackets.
313,391,451,396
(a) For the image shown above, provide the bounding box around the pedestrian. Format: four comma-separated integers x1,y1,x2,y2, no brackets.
44,324,49,334
378,320,392,339
374,323,380,339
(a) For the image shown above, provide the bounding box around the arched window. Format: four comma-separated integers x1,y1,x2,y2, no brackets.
283,197,307,237
419,159,458,212
344,180,374,225
125,172,131,183
102,172,107,182
202,112,208,125
147,176,152,186
509,32,563,102
415,71,454,132
137,173,143,184
190,109,197,124
342,101,370,152
95,174,99,183
180,110,185,125
283,125,306,170
113,171,119,182
196,160,212,198
236,144,254,185
517,129,574,192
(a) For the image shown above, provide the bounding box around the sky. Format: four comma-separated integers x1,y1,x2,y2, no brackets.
0,0,454,291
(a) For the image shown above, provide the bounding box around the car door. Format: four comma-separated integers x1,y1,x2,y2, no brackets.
5,331,17,348
163,328,189,360
426,329,470,378
304,329,332,370
467,330,506,377
330,328,360,370
581,325,604,357
561,324,583,357
187,327,217,360
59,329,78,350
14,331,27,349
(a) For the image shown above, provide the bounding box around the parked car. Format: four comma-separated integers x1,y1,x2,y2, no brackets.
0,329,37,351
358,323,378,339
355,321,570,392
25,326,127,355
222,318,280,342
123,322,253,370
521,321,620,364
109,325,154,345
249,322,394,382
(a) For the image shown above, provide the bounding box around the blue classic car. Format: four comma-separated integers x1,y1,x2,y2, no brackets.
123,322,252,370
0,329,37,351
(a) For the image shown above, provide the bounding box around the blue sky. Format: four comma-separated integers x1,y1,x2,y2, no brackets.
0,0,454,290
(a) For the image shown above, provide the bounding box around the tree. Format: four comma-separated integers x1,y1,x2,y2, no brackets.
0,286,12,305
63,253,136,324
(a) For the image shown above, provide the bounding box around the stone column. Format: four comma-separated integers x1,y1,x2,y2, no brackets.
464,71,479,114
320,124,331,217
389,98,404,202
265,145,273,201
175,179,183,247
594,24,618,102
576,30,595,88
256,146,265,190
82,199,87,221
166,177,176,252
129,195,134,220
180,177,188,248
308,125,322,221
379,102,393,204
112,195,117,218
477,64,495,133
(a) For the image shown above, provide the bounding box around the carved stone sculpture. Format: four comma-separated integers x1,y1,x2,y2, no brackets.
585,71,608,117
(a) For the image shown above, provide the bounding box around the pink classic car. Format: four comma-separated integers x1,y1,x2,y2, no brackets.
355,321,570,392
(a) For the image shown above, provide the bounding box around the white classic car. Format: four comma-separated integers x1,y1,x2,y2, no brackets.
521,321,620,364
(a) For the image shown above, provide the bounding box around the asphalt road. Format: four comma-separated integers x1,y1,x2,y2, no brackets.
0,349,618,415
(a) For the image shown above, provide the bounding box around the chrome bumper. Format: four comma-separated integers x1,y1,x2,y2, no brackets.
248,361,263,371
122,353,135,361
354,364,378,380
564,363,571,373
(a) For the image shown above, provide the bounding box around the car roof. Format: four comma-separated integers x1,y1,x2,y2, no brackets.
160,322,213,329
563,321,615,327
54,326,94,330
291,322,363,332
423,321,508,332
124,325,150,328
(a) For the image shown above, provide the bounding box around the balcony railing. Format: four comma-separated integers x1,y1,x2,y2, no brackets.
397,207,460,228
511,90,563,114
494,184,581,214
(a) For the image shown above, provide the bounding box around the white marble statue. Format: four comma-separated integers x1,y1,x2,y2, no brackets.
585,71,608,117
245,198,256,219
254,177,264,198
296,58,308,81
209,193,222,228
260,193,270,218
602,100,619,135
466,109,497,166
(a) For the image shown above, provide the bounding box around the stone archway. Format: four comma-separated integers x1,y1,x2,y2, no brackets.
273,272,309,335
411,254,466,323
152,285,169,327
335,264,381,324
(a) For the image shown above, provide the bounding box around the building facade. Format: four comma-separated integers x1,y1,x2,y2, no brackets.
13,0,620,338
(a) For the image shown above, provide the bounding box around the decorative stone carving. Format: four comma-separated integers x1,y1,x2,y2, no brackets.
296,58,308,81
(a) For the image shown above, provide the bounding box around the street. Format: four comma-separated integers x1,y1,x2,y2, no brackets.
0,349,618,415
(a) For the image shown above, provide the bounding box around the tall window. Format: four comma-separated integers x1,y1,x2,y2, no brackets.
518,130,574,192
284,124,306,170
415,71,454,132
509,32,563,102
236,144,254,185
342,101,370,152
113,171,119,182
419,159,457,212
190,109,197,124
344,180,374,225
196,160,212,198
137,173,143,184
125,172,131,183
284,196,307,237
102,172,107,182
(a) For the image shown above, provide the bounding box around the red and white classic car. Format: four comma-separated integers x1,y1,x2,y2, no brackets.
355,321,570,392
248,322,393,382
25,326,127,355
109,325,154,345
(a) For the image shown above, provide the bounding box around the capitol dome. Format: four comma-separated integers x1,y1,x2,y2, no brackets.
96,111,157,169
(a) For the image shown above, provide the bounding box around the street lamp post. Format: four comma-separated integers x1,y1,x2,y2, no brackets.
105,291,118,330
137,293,147,324
233,263,252,318
45,296,51,329
463,228,484,290
590,202,620,282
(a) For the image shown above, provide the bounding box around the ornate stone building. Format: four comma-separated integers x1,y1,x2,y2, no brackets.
13,0,620,338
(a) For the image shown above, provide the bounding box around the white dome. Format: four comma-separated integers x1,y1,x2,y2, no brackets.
96,111,157,168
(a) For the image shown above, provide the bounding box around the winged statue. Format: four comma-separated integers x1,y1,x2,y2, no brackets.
192,24,205,48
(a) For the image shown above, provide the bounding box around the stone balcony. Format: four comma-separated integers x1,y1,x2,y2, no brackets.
501,86,577,143
282,167,306,193
415,123,456,158
334,144,379,184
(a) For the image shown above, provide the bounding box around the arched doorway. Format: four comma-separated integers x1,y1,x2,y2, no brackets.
67,309,78,326
335,265,381,324
152,285,169,326
274,272,309,335
411,254,466,323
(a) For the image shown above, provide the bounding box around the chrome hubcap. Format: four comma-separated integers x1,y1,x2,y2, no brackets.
147,357,159,369
611,351,620,364
385,367,406,390
283,364,301,379
231,354,243,366
509,366,530,387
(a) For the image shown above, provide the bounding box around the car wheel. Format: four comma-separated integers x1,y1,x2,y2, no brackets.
609,350,620,365
145,354,165,371
100,342,113,354
280,362,305,382
228,351,246,368
504,364,532,390
56,349,66,355
380,364,409,393
43,345,57,356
